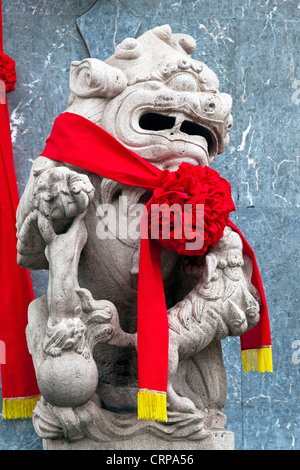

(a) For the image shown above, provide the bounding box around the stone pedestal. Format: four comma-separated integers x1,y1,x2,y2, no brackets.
44,430,234,451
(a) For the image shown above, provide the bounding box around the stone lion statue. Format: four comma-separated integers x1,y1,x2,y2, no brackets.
16,25,260,449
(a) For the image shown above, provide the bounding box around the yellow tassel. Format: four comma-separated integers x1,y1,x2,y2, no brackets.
2,395,41,420
138,389,167,422
257,347,273,373
241,347,273,373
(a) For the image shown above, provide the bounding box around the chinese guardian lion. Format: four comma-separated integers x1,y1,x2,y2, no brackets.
16,25,260,449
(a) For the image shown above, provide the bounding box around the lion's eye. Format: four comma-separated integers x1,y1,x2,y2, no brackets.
166,73,198,92
139,113,176,131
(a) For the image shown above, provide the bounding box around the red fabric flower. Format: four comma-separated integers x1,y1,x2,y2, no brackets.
0,52,17,93
147,162,236,256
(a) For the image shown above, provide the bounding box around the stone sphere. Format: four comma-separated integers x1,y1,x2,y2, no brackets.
37,351,98,408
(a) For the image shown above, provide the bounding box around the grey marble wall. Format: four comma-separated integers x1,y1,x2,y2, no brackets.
0,0,299,450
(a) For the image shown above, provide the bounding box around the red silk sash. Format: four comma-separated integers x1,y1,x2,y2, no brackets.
40,112,272,420
0,0,40,419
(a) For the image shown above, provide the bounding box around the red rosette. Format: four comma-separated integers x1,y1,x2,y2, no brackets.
147,162,236,256
0,51,17,93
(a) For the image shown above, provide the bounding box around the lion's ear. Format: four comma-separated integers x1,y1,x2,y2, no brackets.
70,58,127,99
203,253,218,284
33,167,46,178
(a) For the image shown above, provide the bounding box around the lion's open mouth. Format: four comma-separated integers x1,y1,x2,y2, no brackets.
139,111,214,156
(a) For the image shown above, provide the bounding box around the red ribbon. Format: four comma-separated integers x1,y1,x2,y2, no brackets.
41,112,272,397
0,0,39,409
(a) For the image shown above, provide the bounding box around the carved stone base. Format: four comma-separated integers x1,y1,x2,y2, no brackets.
43,429,234,450
32,396,233,450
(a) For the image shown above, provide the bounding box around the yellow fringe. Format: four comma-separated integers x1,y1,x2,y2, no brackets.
138,389,168,422
241,347,273,373
2,395,41,420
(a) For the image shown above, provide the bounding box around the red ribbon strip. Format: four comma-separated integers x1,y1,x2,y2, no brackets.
41,112,272,397
0,0,39,409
